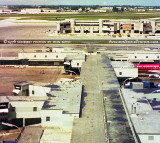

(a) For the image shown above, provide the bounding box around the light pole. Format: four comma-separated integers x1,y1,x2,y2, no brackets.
1,122,22,142
121,77,138,87
2,122,21,133
65,70,78,76
1,49,2,57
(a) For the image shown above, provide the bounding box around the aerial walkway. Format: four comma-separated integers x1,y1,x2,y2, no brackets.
71,54,135,143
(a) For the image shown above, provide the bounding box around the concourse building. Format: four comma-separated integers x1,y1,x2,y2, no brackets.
57,19,160,35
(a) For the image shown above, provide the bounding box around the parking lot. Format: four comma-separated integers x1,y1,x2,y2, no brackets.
139,71,160,85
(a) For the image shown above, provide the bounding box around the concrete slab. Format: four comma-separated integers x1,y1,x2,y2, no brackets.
71,54,135,143
71,55,106,143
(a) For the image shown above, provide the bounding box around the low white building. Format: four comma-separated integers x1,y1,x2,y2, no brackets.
42,9,58,13
21,8,42,14
121,88,160,143
0,96,47,127
18,52,66,66
57,18,156,35
29,83,51,97
18,47,85,68
18,52,66,61
111,61,138,79
1,80,82,130
64,54,86,72
108,51,160,63
9,101,44,119
127,52,160,62
41,81,82,129
13,81,51,97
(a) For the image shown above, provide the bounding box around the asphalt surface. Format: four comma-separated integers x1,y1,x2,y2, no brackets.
71,54,135,143
71,55,106,143
99,54,135,143
17,126,44,143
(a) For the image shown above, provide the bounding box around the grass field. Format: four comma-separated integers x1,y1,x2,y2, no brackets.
1,11,160,21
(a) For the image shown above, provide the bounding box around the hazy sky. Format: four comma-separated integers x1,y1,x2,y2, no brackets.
0,0,160,6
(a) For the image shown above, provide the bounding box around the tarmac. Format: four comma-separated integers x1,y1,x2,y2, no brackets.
17,126,44,143
1,18,160,40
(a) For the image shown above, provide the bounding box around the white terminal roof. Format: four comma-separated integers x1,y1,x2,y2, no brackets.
0,80,82,115
42,81,82,114
121,88,160,134
110,61,137,68
0,96,48,103
11,101,44,108
65,54,86,61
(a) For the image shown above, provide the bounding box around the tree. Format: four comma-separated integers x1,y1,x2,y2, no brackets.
121,7,124,12
82,7,85,11
71,6,79,10
113,7,119,12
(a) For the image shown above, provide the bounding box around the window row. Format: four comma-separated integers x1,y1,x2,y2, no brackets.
12,107,37,112
34,55,59,58
135,56,159,59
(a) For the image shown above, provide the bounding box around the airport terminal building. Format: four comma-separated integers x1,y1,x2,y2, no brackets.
57,19,160,35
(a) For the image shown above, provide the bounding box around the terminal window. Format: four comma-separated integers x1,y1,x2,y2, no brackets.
33,107,37,112
134,30,139,33
46,116,50,121
32,90,35,94
12,107,16,112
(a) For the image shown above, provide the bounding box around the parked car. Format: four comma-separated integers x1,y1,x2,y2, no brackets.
149,74,159,78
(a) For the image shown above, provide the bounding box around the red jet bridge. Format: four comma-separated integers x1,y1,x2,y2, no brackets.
136,64,160,70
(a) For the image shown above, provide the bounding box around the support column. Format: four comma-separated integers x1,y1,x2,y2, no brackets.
23,118,25,127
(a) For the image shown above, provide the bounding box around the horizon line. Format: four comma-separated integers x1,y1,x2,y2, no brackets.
1,5,160,7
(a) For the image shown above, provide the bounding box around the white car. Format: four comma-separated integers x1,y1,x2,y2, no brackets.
149,74,159,78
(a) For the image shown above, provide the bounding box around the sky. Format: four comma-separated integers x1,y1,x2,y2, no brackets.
0,0,160,6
